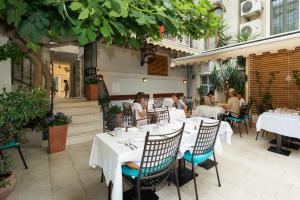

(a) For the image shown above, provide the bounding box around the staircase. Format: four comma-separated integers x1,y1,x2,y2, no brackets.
54,97,103,145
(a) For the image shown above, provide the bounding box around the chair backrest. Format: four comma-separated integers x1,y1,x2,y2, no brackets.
106,112,123,131
239,105,248,119
192,120,221,156
153,98,164,108
154,107,170,123
123,110,136,127
123,102,132,114
139,123,185,181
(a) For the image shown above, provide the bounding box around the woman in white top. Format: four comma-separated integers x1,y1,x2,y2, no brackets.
131,93,147,126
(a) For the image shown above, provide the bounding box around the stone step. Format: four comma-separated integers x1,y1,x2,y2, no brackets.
71,113,102,125
68,122,102,137
54,106,101,116
67,132,97,146
54,101,98,109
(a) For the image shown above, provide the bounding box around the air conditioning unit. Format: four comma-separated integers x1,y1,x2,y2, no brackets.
241,0,263,17
240,19,262,36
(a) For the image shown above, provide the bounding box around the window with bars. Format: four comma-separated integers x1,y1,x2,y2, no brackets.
200,75,214,96
271,0,299,35
11,57,33,88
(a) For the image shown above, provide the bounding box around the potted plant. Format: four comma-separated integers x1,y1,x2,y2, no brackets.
45,112,72,153
292,70,300,110
0,155,16,200
0,88,49,146
85,77,99,101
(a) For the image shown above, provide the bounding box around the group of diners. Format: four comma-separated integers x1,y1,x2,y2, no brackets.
203,88,246,118
130,92,188,126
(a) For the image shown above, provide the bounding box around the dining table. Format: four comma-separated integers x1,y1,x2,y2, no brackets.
256,111,300,156
196,105,225,119
89,117,233,200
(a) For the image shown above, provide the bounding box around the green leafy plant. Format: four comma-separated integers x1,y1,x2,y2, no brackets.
0,88,49,143
216,23,232,48
45,112,72,127
0,43,23,63
0,154,13,188
210,61,246,95
254,70,279,114
85,77,99,85
109,105,122,116
292,70,300,108
236,31,260,43
0,0,220,93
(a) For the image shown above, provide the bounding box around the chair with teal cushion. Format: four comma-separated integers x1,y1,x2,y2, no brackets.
121,124,185,200
0,139,28,169
182,120,221,200
226,105,248,138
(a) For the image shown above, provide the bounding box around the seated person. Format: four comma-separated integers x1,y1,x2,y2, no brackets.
172,94,187,113
222,88,240,118
131,92,147,126
204,91,216,106
236,91,246,106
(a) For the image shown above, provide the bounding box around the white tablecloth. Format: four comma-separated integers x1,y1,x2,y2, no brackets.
89,117,233,200
196,105,225,119
256,112,300,139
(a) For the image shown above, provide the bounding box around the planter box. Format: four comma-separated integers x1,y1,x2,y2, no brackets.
86,84,99,101
0,171,16,200
48,125,68,153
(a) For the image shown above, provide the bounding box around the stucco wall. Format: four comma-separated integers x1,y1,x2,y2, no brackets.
97,44,188,96
0,35,11,92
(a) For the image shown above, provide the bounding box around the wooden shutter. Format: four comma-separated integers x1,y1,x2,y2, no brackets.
148,55,168,76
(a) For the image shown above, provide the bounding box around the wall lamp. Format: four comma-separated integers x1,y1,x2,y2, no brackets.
142,78,147,83
183,80,187,84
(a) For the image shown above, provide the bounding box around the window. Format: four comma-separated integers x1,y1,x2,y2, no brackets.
271,0,299,35
200,75,214,96
12,57,33,87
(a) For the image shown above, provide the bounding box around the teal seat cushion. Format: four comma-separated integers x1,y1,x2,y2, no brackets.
122,165,139,177
226,116,243,122
183,150,213,165
244,114,251,119
0,140,19,150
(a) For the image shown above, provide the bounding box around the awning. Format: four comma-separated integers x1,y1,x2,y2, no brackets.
172,31,300,66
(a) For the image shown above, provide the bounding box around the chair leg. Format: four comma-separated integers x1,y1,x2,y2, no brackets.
213,152,221,187
237,123,242,138
192,164,199,200
244,120,248,135
136,181,141,200
248,117,252,128
101,170,104,183
108,181,112,200
174,166,182,200
17,146,28,169
255,131,260,141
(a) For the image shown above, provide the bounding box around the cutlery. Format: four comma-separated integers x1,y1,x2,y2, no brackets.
107,131,114,136
125,143,135,150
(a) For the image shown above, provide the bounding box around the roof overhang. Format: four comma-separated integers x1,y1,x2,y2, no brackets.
172,31,300,66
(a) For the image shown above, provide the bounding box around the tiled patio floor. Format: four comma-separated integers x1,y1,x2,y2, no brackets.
7,128,300,200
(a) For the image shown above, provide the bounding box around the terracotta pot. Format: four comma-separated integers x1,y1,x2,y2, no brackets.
86,84,99,101
48,125,68,153
0,171,16,200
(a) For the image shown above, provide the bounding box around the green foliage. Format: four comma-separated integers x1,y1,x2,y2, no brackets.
45,112,72,127
110,105,122,115
216,23,231,48
210,61,246,95
0,0,220,48
292,70,300,91
236,31,260,43
0,43,23,63
0,154,13,189
254,70,279,114
85,77,99,85
0,88,49,142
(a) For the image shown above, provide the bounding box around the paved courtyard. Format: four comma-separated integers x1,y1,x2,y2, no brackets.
7,128,300,200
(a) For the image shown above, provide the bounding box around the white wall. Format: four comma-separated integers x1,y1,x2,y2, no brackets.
0,35,11,92
97,44,187,96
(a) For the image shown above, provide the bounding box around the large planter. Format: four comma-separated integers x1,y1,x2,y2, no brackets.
48,125,68,153
86,84,99,101
0,171,16,200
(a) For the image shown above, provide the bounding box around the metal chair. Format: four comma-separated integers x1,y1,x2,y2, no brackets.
153,98,164,109
154,107,170,124
122,123,185,200
123,102,132,114
226,105,248,138
182,120,221,200
0,139,28,169
243,104,253,128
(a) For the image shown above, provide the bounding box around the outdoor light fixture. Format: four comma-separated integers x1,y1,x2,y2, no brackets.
170,62,175,68
183,80,187,84
142,78,147,83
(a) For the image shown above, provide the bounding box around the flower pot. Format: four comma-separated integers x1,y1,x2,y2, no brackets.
48,125,68,153
86,84,99,101
0,171,16,200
